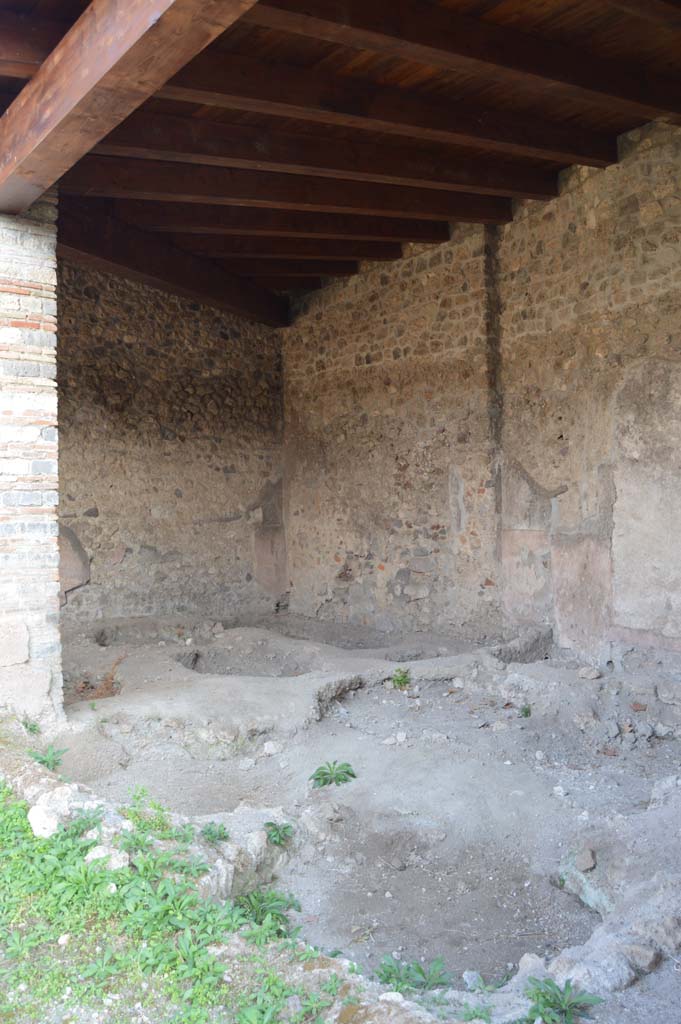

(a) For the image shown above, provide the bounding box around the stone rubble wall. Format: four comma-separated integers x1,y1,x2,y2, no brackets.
57,261,286,627
284,122,681,662
499,121,681,662
0,194,63,723
283,226,502,639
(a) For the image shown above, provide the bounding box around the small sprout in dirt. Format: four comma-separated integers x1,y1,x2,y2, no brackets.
520,704,532,718
310,760,357,788
21,717,40,736
89,701,97,711
391,667,411,690
28,745,67,771
524,977,603,1023
459,1003,492,1023
557,875,566,889
200,821,230,844
265,821,294,846
377,955,452,993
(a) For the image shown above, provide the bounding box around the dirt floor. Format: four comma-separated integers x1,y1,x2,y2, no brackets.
53,614,681,1022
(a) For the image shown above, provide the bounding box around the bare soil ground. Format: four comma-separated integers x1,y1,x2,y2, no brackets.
53,614,681,1021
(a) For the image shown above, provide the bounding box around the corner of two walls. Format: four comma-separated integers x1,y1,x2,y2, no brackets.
57,262,286,630
499,122,681,664
282,122,681,662
56,121,681,662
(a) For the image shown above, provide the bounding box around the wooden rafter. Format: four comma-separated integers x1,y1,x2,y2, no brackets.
171,235,403,260
216,258,360,276
98,111,558,200
59,203,290,327
605,0,681,29
0,12,63,79
112,201,451,242
60,156,513,223
162,52,615,167
245,0,681,118
0,0,260,213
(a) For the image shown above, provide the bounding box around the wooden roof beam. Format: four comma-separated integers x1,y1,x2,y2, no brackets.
60,155,513,223
112,201,452,242
98,110,558,200
217,258,359,276
0,11,64,79
606,1,681,30
171,234,403,260
0,0,259,213
59,202,290,327
246,0,681,119
162,52,615,168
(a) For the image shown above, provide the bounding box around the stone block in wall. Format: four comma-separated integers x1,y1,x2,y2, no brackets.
0,618,29,668
0,665,52,718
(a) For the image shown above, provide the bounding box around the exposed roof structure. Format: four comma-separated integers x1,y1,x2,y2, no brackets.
1,0,680,325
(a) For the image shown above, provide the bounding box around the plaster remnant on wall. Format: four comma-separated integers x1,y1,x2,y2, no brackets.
59,524,90,605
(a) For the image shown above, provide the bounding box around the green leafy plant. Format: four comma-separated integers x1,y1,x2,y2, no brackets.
121,786,193,842
524,978,603,1023
520,704,532,718
0,783,315,1024
460,1003,492,1023
391,667,411,690
200,822,230,844
376,955,451,993
235,890,301,936
21,718,40,736
310,760,356,788
264,821,293,847
28,744,67,770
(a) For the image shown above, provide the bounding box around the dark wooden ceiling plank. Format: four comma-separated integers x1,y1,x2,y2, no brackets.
256,275,324,291
0,0,260,213
98,110,558,200
245,0,681,119
58,202,290,327
0,11,64,78
112,200,452,242
171,233,403,259
161,52,615,167
216,258,359,276
60,155,513,222
605,0,681,30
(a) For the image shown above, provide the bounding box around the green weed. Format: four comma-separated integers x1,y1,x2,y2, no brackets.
520,704,532,718
376,955,452,993
235,890,301,936
28,744,67,770
459,1003,492,1023
0,783,310,1024
310,760,356,788
391,667,411,690
21,718,40,736
264,821,293,847
524,977,603,1023
200,821,230,844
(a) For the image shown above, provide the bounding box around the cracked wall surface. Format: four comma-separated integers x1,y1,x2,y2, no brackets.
57,262,285,626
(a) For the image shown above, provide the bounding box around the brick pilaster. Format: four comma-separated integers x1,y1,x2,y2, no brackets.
0,193,63,724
